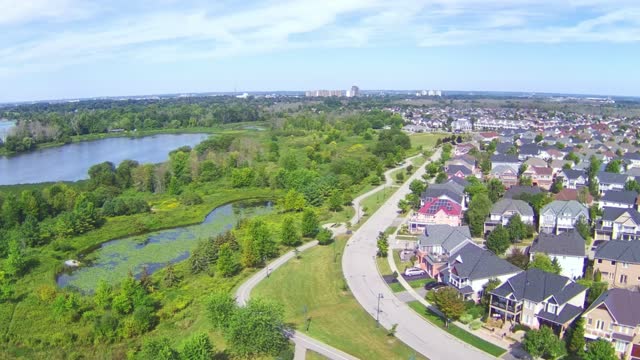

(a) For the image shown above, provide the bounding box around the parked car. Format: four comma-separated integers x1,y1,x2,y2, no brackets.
404,267,426,277
424,282,447,290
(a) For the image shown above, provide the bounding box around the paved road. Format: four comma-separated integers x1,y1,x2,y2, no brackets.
342,148,497,360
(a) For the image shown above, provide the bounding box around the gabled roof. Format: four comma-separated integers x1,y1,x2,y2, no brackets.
553,189,593,204
490,268,586,304
623,152,640,161
541,200,589,219
418,225,471,253
525,166,553,176
418,198,462,216
594,240,640,264
446,165,473,176
561,169,586,180
602,207,640,224
585,288,640,328
490,164,518,175
428,180,466,197
524,158,547,167
530,231,586,257
537,304,583,325
449,243,521,281
491,154,520,163
520,144,541,156
597,171,630,185
601,191,637,206
490,198,534,217
448,177,470,189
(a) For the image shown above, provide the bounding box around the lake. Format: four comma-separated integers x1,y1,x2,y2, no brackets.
0,133,209,185
56,200,274,292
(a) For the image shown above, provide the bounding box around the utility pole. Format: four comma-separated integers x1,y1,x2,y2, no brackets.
376,293,384,327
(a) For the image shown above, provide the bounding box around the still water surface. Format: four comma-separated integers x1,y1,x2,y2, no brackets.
0,133,208,185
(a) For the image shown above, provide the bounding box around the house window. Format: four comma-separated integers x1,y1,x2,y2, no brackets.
596,320,605,330
620,275,628,284
609,322,614,331
615,341,627,353
612,261,617,265
525,301,535,310
623,263,629,269
598,259,603,264
587,317,592,325
547,303,558,314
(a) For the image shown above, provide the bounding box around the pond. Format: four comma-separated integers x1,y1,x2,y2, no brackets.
0,133,208,185
56,200,274,292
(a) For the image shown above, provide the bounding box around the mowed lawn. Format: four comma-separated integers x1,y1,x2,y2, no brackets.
252,237,425,360
409,133,446,149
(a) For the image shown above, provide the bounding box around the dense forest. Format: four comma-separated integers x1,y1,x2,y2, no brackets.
0,102,424,359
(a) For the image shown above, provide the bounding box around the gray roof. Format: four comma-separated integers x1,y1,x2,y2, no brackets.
418,225,471,253
530,232,586,257
421,187,464,205
594,240,640,264
597,171,630,185
505,186,544,198
623,152,640,161
491,154,520,163
449,243,521,280
561,169,586,180
537,304,583,325
428,180,465,197
585,288,640,327
601,191,637,206
491,268,586,304
490,164,518,175
602,207,640,223
447,165,472,176
448,177,469,189
490,198,534,217
541,200,589,220
520,144,541,156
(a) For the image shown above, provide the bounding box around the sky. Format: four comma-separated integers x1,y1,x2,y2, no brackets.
2,0,640,102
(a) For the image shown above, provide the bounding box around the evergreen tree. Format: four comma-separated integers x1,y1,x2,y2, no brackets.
376,231,389,257
567,317,586,359
486,225,511,256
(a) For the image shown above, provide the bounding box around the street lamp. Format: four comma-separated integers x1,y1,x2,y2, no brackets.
376,293,384,327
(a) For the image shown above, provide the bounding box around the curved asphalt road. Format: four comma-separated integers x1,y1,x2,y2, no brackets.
343,148,496,360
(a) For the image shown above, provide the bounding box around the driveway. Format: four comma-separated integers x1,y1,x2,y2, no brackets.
342,148,497,360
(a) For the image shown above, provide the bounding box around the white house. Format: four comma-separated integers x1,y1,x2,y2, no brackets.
599,190,638,209
529,232,586,279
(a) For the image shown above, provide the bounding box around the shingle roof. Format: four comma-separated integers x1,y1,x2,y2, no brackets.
561,169,586,180
601,191,637,206
601,207,640,223
530,232,586,257
594,240,640,264
448,177,469,189
418,225,471,253
537,304,583,325
490,164,518,175
541,200,589,220
597,171,630,185
585,288,640,328
623,152,640,161
490,198,534,217
520,144,541,156
490,268,586,304
553,189,593,203
447,165,472,176
421,188,463,205
504,186,544,198
449,243,521,281
491,154,520,163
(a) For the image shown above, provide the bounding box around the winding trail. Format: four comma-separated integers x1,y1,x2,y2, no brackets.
232,153,427,360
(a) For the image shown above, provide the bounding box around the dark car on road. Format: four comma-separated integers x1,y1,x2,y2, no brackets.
424,282,447,290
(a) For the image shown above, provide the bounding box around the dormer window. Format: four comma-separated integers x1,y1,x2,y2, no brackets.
546,303,558,314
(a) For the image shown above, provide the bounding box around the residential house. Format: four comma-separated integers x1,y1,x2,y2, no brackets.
489,269,587,335
593,240,640,289
409,198,463,232
595,207,640,241
490,165,519,188
446,165,473,180
443,242,522,302
504,185,544,199
600,191,638,209
560,169,588,189
478,131,499,143
582,288,640,359
539,200,590,234
415,225,472,278
554,188,594,206
445,155,476,172
522,166,554,190
455,143,477,156
491,154,521,171
550,160,573,176
420,180,467,210
529,232,586,279
452,119,473,132
546,148,566,161
484,198,535,234
519,144,541,160
524,157,547,168
623,152,640,170
597,171,631,195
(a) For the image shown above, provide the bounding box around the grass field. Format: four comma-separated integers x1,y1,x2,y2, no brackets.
388,278,433,293
407,302,506,357
253,237,426,360
409,133,446,149
306,350,328,360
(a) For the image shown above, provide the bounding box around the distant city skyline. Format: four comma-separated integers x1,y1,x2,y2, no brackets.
2,0,640,102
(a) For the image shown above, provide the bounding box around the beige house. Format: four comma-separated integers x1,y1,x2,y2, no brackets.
489,269,586,336
593,240,640,289
582,289,640,359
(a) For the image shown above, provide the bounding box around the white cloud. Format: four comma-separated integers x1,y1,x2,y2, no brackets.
0,0,95,25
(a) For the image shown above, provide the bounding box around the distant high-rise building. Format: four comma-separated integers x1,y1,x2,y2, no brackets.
305,90,343,97
346,85,360,98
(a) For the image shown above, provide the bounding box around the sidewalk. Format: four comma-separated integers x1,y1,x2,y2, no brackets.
385,243,516,354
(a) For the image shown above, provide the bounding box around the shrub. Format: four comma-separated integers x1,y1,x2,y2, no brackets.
317,228,333,245
469,319,483,331
459,314,474,324
36,284,57,303
179,192,203,206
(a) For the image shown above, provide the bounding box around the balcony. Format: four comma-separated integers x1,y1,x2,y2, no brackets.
585,328,613,339
491,300,523,314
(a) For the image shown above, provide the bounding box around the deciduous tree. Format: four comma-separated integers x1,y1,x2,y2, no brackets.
584,339,617,360
486,225,511,256
433,287,465,327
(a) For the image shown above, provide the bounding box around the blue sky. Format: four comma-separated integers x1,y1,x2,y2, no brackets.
2,0,640,102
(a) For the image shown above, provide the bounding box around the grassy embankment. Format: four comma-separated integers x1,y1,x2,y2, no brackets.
253,236,425,360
